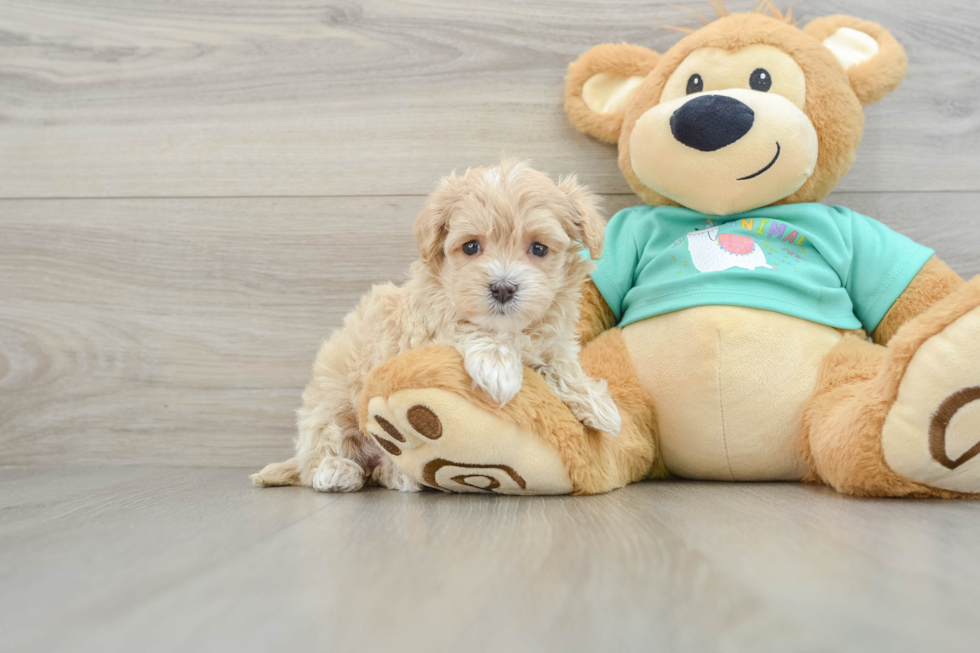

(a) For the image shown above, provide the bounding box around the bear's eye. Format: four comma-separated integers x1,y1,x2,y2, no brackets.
686,73,704,95
462,240,481,256
749,68,772,92
529,242,549,258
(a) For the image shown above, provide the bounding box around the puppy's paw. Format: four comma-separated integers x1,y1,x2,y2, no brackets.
571,380,622,436
312,456,366,492
370,458,422,492
464,343,524,406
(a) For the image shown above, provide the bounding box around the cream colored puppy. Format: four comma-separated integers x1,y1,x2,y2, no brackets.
251,160,621,493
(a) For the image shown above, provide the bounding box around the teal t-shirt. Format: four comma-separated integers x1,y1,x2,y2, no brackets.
590,204,934,332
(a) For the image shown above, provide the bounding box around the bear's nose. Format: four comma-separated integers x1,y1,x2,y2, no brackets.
670,94,755,152
490,280,518,304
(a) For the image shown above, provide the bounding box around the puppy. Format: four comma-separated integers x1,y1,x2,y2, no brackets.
251,160,621,493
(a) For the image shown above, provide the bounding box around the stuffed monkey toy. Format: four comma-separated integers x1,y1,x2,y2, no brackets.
357,5,980,497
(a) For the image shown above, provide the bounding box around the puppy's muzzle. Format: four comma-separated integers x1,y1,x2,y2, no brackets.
489,280,518,305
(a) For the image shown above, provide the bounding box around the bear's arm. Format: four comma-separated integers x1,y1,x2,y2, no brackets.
871,256,964,345
576,279,617,347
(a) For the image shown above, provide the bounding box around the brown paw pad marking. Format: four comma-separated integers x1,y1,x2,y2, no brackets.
407,404,442,440
422,459,526,493
374,416,406,442
929,386,980,470
371,433,402,456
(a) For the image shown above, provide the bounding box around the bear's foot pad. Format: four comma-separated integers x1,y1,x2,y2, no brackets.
883,306,980,493
365,388,573,495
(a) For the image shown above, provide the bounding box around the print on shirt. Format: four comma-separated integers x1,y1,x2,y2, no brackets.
687,226,773,273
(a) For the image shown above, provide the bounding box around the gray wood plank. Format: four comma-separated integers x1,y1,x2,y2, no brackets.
2,192,977,466
2,466,979,653
1,0,978,198
0,194,638,465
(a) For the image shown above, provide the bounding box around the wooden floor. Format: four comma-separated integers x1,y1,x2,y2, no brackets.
1,466,978,653
3,1,980,650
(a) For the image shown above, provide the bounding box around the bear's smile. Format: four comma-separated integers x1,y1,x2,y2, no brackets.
737,142,782,181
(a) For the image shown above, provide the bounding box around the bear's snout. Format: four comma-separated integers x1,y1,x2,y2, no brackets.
670,95,755,152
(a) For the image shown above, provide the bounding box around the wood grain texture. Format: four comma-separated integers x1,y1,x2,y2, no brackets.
2,192,978,466
2,466,979,652
1,0,979,198
0,193,639,466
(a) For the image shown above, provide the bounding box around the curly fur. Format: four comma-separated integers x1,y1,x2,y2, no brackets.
252,160,615,492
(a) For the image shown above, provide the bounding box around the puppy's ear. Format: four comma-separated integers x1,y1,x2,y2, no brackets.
414,174,462,264
565,43,660,144
558,175,606,260
804,16,907,106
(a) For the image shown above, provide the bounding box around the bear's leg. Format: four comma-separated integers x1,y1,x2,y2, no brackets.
358,329,662,495
800,278,980,497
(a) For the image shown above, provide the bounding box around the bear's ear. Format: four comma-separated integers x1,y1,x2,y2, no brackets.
804,15,908,106
565,43,660,144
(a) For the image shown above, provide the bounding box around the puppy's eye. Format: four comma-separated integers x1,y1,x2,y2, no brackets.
529,242,549,258
686,74,704,95
749,68,772,92
462,240,481,256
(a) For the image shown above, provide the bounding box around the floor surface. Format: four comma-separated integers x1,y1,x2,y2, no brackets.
3,466,979,653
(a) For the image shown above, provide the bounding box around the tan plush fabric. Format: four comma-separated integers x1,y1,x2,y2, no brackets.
575,279,617,347
881,308,980,493
361,270,980,497
366,388,574,495
622,13,867,209
872,256,964,345
821,27,880,71
623,306,839,480
800,277,980,498
582,73,646,115
563,12,910,211
565,43,661,144
628,86,819,215
360,330,661,496
803,15,908,106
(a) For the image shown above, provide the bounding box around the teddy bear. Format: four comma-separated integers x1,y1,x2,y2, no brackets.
354,4,980,498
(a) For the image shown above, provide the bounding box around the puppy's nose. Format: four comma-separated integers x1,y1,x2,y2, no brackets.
490,281,518,304
670,94,755,152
